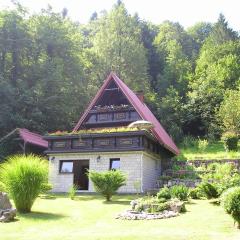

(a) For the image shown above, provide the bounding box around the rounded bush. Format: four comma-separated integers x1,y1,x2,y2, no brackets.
189,187,203,199
0,154,48,213
222,132,238,151
198,182,219,199
88,170,126,201
157,187,171,201
170,185,189,201
222,187,240,228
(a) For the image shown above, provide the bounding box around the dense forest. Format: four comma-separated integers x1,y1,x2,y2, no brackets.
0,1,239,143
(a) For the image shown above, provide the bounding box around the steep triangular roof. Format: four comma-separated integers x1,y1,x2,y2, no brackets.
73,72,179,155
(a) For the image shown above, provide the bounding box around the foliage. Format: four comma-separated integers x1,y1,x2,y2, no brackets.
189,187,204,199
0,154,48,213
198,182,219,199
170,185,189,201
197,138,209,153
88,170,126,201
68,185,78,200
222,187,240,228
49,127,139,136
181,135,197,148
201,163,240,195
157,187,171,200
0,181,6,192
221,131,239,151
218,90,240,133
40,183,53,194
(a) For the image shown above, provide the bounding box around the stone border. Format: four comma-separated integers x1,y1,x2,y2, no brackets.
116,210,178,220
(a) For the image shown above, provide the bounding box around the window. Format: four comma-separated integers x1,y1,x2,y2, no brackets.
110,158,120,170
60,161,73,173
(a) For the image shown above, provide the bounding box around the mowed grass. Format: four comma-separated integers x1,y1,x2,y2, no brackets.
180,141,240,160
1,194,240,240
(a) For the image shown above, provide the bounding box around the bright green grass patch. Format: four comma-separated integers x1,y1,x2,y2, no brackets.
0,194,239,240
179,141,240,160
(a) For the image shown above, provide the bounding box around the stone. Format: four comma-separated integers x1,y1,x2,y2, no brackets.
0,192,17,223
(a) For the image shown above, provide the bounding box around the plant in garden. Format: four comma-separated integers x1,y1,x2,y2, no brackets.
222,187,240,228
157,187,171,201
0,154,48,213
170,185,189,201
221,131,239,151
197,138,209,153
198,182,219,199
88,170,126,201
68,185,78,200
189,187,204,199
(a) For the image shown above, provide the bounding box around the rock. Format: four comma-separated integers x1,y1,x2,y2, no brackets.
0,192,12,210
0,192,16,223
169,199,184,213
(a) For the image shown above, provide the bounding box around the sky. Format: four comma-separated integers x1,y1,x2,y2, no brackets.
0,0,239,30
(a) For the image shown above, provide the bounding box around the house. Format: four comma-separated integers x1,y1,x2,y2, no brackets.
44,73,179,193
0,128,48,161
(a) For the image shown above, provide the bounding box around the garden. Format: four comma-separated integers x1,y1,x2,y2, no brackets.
0,154,240,240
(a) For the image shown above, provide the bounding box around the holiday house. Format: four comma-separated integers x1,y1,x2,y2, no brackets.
44,72,179,193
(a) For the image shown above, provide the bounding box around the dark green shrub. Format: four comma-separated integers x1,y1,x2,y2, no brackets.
88,170,126,201
198,182,219,199
170,185,189,201
0,154,48,213
189,187,203,199
222,187,240,228
159,175,172,181
157,187,171,201
221,132,239,151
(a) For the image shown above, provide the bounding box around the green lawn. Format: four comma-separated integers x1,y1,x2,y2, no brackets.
1,194,240,240
179,141,240,160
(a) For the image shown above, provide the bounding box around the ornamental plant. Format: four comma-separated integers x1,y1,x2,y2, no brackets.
170,185,189,201
221,131,239,151
222,187,240,228
88,170,126,201
0,154,49,213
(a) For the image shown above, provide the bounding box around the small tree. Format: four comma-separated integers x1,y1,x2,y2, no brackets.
218,90,240,133
0,154,48,213
88,170,126,201
222,187,240,228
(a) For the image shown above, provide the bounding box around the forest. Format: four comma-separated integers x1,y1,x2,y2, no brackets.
0,1,239,143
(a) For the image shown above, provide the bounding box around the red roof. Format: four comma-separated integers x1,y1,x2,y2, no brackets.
73,72,179,155
19,128,48,148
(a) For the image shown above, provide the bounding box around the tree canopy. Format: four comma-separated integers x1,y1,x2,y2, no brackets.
0,2,239,143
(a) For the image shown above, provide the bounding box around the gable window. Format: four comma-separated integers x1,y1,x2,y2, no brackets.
110,158,120,170
60,161,73,173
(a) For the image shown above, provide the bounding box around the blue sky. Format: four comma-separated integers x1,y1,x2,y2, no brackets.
0,0,239,30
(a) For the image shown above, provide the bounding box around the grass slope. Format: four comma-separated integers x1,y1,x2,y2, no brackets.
179,141,240,160
1,195,240,240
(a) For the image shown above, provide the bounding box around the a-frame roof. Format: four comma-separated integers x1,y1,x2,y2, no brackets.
73,72,179,155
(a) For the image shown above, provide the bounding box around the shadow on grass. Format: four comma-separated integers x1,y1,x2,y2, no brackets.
19,211,66,221
103,200,130,205
40,195,57,200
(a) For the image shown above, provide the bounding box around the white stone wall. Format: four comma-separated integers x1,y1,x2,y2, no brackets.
48,152,142,193
141,152,161,192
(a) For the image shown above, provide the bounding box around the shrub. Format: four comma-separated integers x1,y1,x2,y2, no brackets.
0,154,48,213
189,187,203,199
198,182,219,199
40,182,53,194
88,170,126,201
68,185,78,200
222,187,240,228
198,138,209,153
157,187,171,201
170,185,189,201
181,135,197,148
222,132,238,151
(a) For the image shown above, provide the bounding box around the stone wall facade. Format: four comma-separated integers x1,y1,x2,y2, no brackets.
48,151,161,193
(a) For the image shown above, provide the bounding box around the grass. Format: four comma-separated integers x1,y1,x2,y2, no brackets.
0,194,240,240
179,141,240,160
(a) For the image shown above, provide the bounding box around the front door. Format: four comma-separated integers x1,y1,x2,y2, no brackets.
73,160,89,190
